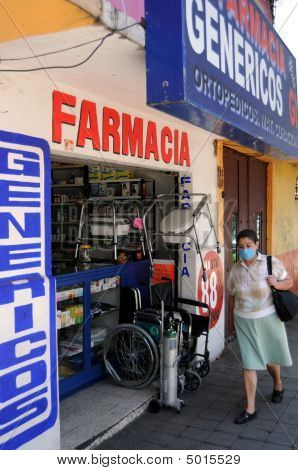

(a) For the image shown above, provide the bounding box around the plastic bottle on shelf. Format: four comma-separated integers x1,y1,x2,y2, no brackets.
141,181,146,197
78,245,92,270
64,207,69,222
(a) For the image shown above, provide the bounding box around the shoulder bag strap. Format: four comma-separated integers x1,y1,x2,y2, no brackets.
267,255,272,276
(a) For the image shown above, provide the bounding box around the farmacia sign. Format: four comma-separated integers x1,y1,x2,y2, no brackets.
146,0,298,158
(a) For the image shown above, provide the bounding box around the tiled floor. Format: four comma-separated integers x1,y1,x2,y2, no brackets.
60,379,155,449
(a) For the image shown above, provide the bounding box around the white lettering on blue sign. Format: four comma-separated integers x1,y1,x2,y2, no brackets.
186,0,284,116
0,130,57,450
180,176,192,277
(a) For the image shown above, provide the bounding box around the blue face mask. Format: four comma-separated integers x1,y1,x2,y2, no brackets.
239,248,255,261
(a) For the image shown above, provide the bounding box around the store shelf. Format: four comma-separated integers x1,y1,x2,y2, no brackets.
52,202,82,206
91,307,119,320
52,221,79,224
57,287,83,302
89,178,151,184
52,165,85,170
88,196,143,200
52,241,77,245
59,342,83,357
56,277,119,302
59,334,109,356
52,184,85,188
57,306,118,331
57,318,83,330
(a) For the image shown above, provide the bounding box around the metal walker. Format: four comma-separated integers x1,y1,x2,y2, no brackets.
142,193,221,280
75,199,146,262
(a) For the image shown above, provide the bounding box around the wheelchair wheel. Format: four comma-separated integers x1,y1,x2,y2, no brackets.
103,323,159,388
194,360,211,378
184,370,202,392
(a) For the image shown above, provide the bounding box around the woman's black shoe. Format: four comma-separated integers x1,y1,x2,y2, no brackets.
234,410,257,425
272,389,284,403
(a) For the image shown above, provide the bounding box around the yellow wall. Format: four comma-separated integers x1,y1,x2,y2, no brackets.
0,0,94,43
272,162,298,289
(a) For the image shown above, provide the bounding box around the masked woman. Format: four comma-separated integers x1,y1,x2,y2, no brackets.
227,229,293,424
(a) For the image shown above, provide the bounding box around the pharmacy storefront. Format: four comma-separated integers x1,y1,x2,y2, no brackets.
0,0,297,450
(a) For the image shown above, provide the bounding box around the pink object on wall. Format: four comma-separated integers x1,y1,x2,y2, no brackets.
108,0,144,22
133,217,144,230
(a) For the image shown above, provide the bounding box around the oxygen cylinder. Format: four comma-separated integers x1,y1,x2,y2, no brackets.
162,328,178,407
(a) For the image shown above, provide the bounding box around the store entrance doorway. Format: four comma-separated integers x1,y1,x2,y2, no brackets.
223,148,267,334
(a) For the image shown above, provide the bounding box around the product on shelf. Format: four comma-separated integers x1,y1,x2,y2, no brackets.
89,166,134,181
106,187,116,197
75,176,84,185
122,182,130,196
90,302,116,317
75,327,108,345
57,304,83,329
68,172,75,184
116,168,134,179
59,340,83,356
131,183,140,195
59,361,76,378
90,217,130,237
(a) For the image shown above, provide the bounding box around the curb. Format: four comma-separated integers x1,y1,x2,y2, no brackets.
77,393,156,449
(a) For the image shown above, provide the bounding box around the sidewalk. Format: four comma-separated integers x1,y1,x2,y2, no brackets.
94,318,298,450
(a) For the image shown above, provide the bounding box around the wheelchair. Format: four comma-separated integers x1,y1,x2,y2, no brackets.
103,280,211,391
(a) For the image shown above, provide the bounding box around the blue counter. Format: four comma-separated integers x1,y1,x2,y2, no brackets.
55,260,151,399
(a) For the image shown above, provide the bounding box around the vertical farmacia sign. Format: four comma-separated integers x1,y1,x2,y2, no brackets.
0,130,58,449
146,0,298,158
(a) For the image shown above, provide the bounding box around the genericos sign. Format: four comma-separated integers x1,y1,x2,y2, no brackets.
0,130,58,449
146,0,298,158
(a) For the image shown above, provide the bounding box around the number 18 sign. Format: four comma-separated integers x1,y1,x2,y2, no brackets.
198,250,224,328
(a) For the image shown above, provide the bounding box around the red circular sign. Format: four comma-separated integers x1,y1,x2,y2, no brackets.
197,251,224,329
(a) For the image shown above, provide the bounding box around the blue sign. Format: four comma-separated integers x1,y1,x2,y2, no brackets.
145,0,298,158
0,130,58,449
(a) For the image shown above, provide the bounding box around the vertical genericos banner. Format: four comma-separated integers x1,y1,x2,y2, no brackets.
0,130,58,449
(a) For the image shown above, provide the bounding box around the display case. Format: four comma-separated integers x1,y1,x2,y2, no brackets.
51,165,88,261
55,260,151,398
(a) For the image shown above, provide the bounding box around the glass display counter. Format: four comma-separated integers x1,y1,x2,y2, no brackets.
55,260,150,398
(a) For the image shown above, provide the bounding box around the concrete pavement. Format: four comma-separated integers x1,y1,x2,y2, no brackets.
94,317,298,450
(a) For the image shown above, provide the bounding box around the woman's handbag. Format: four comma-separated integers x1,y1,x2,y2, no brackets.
267,256,298,322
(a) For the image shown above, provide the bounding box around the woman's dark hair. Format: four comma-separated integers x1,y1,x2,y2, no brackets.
236,229,258,245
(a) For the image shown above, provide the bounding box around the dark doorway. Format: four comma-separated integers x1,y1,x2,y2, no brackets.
223,148,267,334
